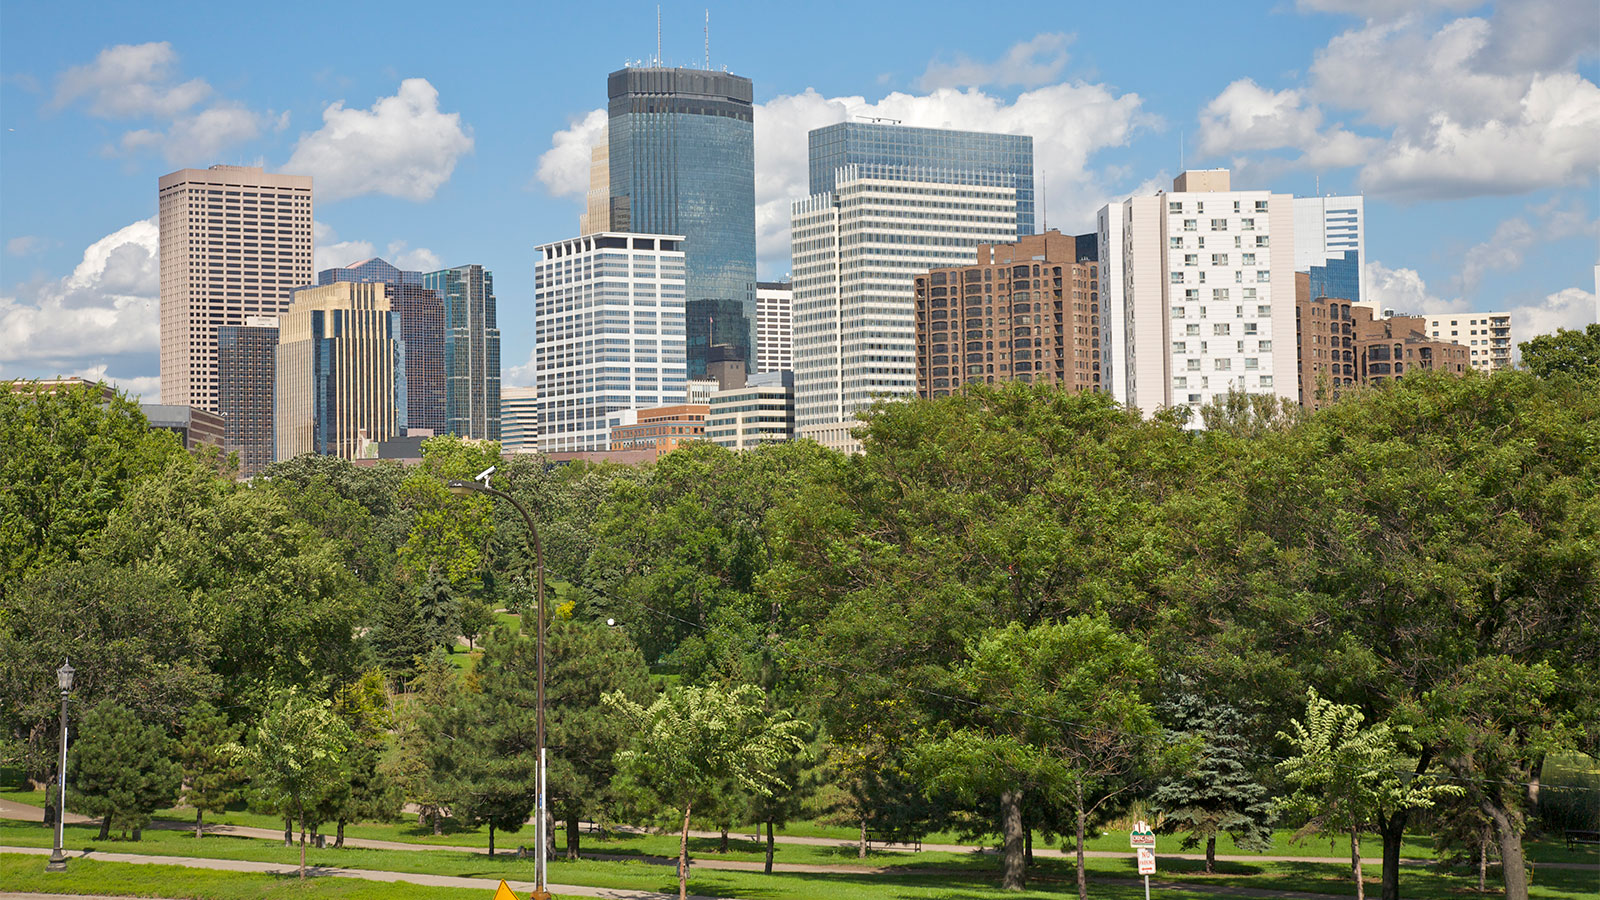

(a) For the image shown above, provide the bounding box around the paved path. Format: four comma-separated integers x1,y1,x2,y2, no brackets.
0,845,704,900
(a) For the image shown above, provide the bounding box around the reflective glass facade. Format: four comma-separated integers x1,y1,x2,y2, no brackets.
319,257,446,433
685,298,753,381
1306,250,1361,304
423,265,502,441
607,67,757,369
808,122,1035,236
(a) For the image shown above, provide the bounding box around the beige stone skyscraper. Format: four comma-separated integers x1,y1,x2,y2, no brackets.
159,165,313,412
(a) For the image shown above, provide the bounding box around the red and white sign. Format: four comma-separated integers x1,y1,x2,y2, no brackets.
1130,820,1156,849
1137,848,1156,875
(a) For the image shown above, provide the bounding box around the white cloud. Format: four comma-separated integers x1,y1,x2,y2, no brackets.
0,218,160,369
53,42,271,165
506,352,536,386
1295,0,1481,16
311,221,374,274
1458,198,1595,293
1364,260,1470,314
285,78,474,202
919,33,1072,91
53,42,210,118
534,108,607,199
69,365,161,402
1194,7,1600,201
538,79,1153,274
6,236,42,256
386,240,441,273
1509,287,1597,343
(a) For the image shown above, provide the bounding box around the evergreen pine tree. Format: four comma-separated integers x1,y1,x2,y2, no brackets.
1150,691,1275,873
175,700,244,838
69,700,181,840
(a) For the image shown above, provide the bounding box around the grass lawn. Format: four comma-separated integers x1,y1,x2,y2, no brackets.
0,854,527,900
3,818,1594,900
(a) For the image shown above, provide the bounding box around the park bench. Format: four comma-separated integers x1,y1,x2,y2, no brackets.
1565,829,1600,851
866,829,922,852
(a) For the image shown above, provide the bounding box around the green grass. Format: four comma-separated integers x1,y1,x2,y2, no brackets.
3,816,1594,900
0,854,581,899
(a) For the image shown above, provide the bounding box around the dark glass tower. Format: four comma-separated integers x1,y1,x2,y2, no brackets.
607,66,757,374
319,258,446,434
423,264,502,441
1306,250,1361,304
809,121,1035,236
217,318,279,476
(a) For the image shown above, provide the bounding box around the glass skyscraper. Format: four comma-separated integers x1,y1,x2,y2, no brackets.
1306,250,1361,304
423,264,501,441
808,122,1035,236
606,66,757,373
318,258,445,434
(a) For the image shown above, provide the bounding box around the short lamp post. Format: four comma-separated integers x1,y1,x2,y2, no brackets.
46,659,74,873
446,478,551,900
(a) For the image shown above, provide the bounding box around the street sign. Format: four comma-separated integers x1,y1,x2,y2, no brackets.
491,880,519,900
1137,847,1156,875
1130,820,1156,848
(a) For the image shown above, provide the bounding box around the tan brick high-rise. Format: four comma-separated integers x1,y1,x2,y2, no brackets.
159,165,312,412
914,230,1100,398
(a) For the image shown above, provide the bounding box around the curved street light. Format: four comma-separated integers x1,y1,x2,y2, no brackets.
446,478,552,900
46,659,74,873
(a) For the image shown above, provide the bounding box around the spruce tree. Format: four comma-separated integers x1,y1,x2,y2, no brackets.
69,700,181,840
175,700,244,838
1149,691,1274,872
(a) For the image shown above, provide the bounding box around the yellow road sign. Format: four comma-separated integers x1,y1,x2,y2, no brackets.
492,880,520,900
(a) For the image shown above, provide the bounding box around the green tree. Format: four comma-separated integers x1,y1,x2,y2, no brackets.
455,627,538,857
174,701,244,837
325,671,403,847
913,618,1159,895
237,687,353,877
1149,692,1275,873
1276,690,1457,900
0,381,182,591
1519,323,1600,381
68,700,181,840
415,573,460,652
605,683,805,900
745,722,824,874
388,651,466,835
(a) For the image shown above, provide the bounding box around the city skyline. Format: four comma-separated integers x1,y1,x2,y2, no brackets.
2,0,1597,402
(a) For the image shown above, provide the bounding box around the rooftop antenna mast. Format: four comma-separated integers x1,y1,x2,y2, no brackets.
704,9,710,70
1042,175,1048,232
656,5,661,65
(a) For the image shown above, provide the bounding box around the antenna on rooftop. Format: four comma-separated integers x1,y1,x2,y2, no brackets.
1042,175,1048,232
705,9,710,70
656,5,662,65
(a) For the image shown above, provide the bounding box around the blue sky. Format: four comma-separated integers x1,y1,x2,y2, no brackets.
2,0,1596,399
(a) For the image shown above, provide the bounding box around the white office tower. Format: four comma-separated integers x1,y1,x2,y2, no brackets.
755,281,794,373
1098,169,1298,421
500,386,539,453
1293,194,1366,306
1424,312,1514,372
791,165,1018,451
707,371,796,450
533,233,687,452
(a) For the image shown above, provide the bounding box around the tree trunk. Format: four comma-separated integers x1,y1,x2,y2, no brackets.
1527,753,1544,823
1377,807,1409,900
1482,798,1528,900
195,808,204,839
1205,835,1216,874
310,821,318,844
678,802,693,900
765,820,775,875
1477,837,1487,893
98,814,110,840
566,811,580,860
283,817,292,847
299,815,308,879
1023,802,1033,866
1000,788,1025,891
132,826,142,841
859,815,867,859
1350,826,1365,900
488,822,495,857
1075,780,1087,900
336,820,345,849
432,809,442,836
720,826,729,853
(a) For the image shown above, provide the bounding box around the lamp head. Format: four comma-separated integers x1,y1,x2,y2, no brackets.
446,479,479,498
56,659,74,692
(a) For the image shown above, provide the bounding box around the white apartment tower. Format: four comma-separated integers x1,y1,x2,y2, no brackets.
159,165,313,412
533,232,686,452
1098,169,1298,420
1424,312,1514,372
791,164,1018,448
756,281,794,373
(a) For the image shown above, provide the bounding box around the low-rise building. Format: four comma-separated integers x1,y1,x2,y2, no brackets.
1355,309,1470,384
707,371,795,450
142,403,225,451
609,404,709,459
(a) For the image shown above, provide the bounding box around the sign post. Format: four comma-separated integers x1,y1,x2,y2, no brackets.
1131,820,1156,900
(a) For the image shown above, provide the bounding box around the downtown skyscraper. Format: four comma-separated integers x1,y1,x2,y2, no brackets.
600,66,757,376
423,264,501,440
275,282,404,460
158,165,312,413
791,123,1027,451
318,258,446,434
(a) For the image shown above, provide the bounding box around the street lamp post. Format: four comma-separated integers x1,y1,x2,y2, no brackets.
446,478,551,900
46,659,74,873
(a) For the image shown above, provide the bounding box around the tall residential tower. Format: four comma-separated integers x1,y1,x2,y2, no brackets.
158,165,312,412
